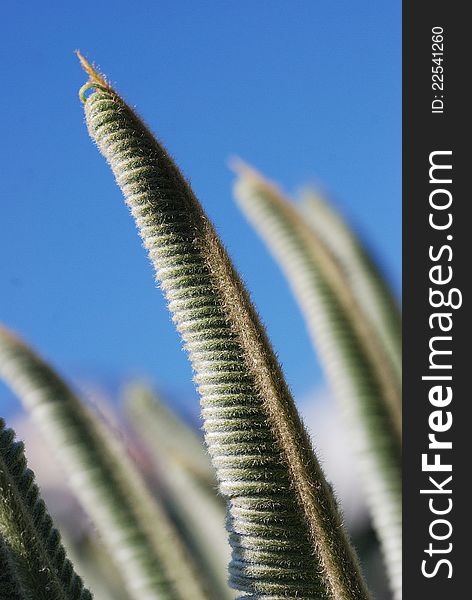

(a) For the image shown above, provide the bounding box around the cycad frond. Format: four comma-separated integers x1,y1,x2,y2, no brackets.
0,417,93,600
0,326,208,600
301,189,401,379
80,56,370,600
233,165,402,600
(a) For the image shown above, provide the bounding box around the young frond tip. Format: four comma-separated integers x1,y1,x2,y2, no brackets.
76,50,110,102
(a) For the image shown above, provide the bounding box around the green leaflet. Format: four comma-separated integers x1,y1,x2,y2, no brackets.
233,166,402,600
0,327,208,600
0,417,93,600
124,383,234,600
80,57,370,600
300,189,402,381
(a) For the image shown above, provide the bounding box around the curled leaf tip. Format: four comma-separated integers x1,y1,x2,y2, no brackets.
76,50,110,102
76,50,107,84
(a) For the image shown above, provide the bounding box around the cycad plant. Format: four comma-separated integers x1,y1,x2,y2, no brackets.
0,55,401,600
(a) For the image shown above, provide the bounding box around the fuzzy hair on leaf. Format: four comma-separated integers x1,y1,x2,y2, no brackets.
80,56,370,600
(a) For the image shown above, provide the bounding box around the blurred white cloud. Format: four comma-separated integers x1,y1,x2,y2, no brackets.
298,387,369,531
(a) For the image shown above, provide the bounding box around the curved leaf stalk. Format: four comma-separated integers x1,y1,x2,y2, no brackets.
233,166,402,599
0,417,93,600
124,384,234,600
301,190,402,379
80,56,370,600
0,327,208,600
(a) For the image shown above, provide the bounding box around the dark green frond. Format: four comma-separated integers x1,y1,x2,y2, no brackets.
81,60,370,600
0,417,93,600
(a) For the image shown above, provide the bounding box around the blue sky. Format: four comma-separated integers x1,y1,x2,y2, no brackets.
0,1,400,417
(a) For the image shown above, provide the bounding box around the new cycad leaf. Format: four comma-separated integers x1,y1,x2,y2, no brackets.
232,165,401,600
0,417,93,600
300,189,402,379
0,326,208,600
80,55,370,600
